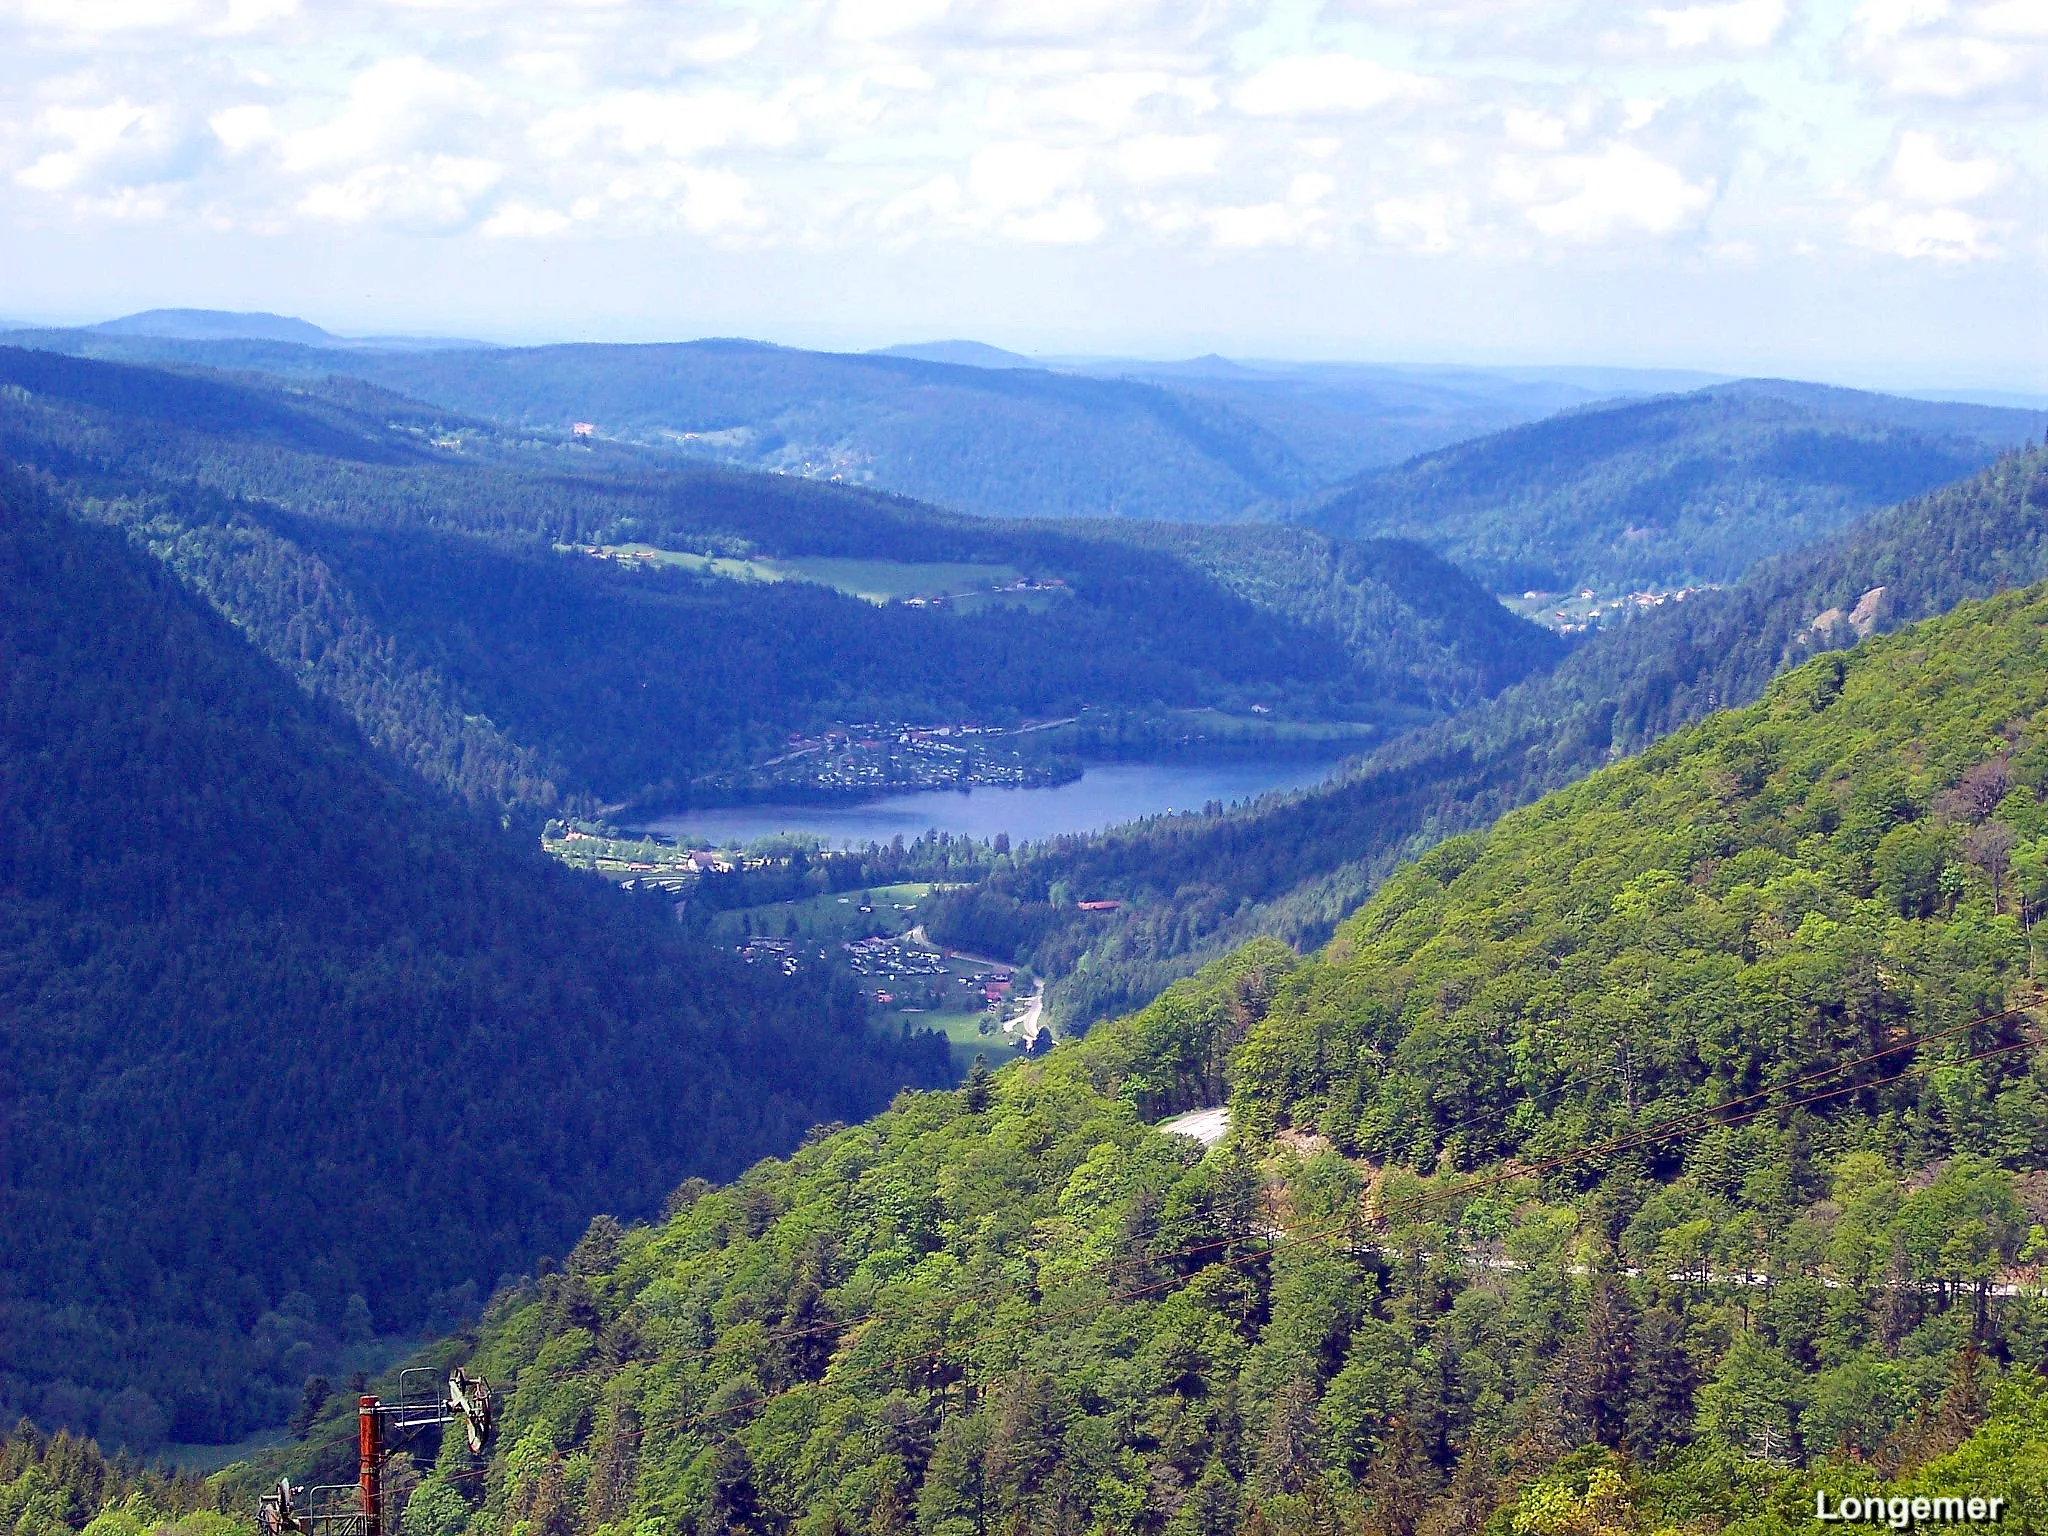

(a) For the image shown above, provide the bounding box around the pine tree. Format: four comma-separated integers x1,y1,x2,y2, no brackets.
918,1415,990,1534
586,1401,639,1529
703,1438,761,1535
1624,1306,1695,1458
1363,1420,1434,1536
289,1377,331,1440
963,1056,993,1114
1565,1274,1637,1448
1164,1460,1241,1536
1257,1378,1322,1498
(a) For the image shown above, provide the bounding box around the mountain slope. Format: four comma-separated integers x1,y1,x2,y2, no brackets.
0,348,1560,816
2,333,1320,520
1300,381,2044,592
268,592,2048,1535
1075,358,1707,488
3,329,1642,520
932,447,2048,1028
0,477,950,1449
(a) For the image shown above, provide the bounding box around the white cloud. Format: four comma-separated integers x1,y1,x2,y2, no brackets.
968,140,1083,214
296,154,501,232
208,103,272,154
1373,191,1460,252
7,0,203,34
0,0,2035,279
480,199,570,237
1976,1,2048,37
281,57,493,175
1647,0,1787,51
1116,132,1220,182
12,97,199,206
1889,130,2005,202
1007,72,1215,135
5,0,294,35
830,0,949,41
1205,169,1331,247
16,101,157,190
1004,195,1105,242
1849,200,1998,260
876,172,964,230
1847,0,2048,100
1233,54,1436,117
670,21,760,66
530,89,799,164
1845,130,2011,264
1503,108,1569,149
1502,143,1714,241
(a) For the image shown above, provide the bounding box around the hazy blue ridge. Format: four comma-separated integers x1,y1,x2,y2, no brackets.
1298,379,2047,593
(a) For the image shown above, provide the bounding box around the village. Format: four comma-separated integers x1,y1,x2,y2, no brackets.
539,822,753,891
538,821,1061,1075
728,929,1050,1068
1503,582,1714,635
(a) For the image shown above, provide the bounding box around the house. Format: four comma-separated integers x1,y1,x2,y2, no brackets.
1076,899,1120,912
572,422,596,437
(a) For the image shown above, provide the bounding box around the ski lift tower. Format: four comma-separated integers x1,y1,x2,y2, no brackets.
261,1370,495,1536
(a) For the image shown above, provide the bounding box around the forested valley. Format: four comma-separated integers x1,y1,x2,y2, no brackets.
0,475,951,1452
933,447,2048,1031
0,347,1553,819
17,320,2048,1536
185,585,2048,1536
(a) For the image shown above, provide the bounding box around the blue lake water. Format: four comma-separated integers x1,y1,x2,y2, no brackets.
639,758,1344,849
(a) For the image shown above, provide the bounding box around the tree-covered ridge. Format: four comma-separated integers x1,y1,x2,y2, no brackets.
0,1421,229,1536
1232,582,2048,1158
0,347,1558,817
1300,382,2043,593
930,447,2048,1034
0,481,950,1448
287,589,2048,1536
1,330,1614,523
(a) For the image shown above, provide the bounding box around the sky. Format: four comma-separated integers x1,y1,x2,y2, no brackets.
1,0,2044,388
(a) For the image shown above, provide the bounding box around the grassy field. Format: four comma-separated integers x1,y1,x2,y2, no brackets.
589,544,789,583
778,556,1023,603
907,1005,1026,1077
711,881,935,943
583,544,1032,605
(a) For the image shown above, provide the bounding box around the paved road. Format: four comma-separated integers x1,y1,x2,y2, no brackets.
1006,983,1045,1042
1157,1106,1230,1146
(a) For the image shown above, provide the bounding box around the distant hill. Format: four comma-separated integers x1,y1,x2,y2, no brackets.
0,476,951,1448
92,307,338,344
0,346,1560,818
4,329,1642,519
1299,379,2046,593
871,338,1039,368
1094,361,1631,489
85,308,490,352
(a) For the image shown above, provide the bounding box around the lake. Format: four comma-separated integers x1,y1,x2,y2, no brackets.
639,758,1344,849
